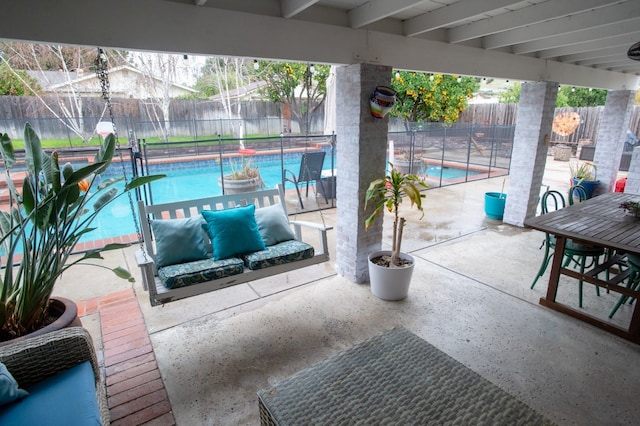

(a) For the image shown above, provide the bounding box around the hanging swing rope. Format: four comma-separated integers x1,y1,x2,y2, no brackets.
94,48,145,250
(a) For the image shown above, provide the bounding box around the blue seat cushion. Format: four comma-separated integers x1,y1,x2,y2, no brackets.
158,257,244,289
0,361,101,426
243,240,314,270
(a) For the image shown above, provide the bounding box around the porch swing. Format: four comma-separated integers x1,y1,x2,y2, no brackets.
95,50,332,306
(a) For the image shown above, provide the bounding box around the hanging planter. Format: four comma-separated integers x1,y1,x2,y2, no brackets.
370,86,396,118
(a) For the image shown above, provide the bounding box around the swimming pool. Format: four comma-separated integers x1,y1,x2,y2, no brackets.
84,153,328,242
82,153,477,243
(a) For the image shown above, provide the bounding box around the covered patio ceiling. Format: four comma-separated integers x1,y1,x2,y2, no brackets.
1,0,639,91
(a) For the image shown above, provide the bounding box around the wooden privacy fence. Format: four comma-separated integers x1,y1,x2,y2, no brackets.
459,104,640,146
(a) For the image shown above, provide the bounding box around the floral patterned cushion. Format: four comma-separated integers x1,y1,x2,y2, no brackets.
243,240,314,270
158,257,244,289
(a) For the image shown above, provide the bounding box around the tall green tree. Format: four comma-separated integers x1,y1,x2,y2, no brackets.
252,61,330,135
556,86,607,107
499,82,521,104
0,62,40,95
390,71,479,123
499,82,607,107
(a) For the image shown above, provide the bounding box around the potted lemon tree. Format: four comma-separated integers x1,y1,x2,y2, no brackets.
0,123,164,343
364,162,428,300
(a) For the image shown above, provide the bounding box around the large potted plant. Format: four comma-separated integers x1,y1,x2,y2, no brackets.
364,162,428,300
218,149,264,194
569,160,599,199
0,123,164,343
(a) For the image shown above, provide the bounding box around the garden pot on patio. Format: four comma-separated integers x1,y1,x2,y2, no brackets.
484,192,507,220
368,251,415,301
571,178,599,199
219,176,263,194
0,297,81,347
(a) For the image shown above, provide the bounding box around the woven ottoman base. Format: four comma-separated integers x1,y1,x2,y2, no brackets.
257,327,553,425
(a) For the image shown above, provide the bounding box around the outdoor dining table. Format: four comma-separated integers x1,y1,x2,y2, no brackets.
524,191,640,344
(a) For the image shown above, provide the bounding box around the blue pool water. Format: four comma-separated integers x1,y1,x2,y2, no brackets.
82,154,475,243
84,153,325,242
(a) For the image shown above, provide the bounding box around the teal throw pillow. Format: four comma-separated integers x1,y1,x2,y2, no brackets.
201,205,266,260
151,216,209,267
0,362,28,407
254,204,296,246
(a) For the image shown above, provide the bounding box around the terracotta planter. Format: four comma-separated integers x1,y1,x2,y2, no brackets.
0,297,81,347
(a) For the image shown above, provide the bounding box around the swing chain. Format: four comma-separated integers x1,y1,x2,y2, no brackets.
95,48,146,256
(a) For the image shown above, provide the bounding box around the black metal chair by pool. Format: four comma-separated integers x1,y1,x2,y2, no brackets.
285,151,328,209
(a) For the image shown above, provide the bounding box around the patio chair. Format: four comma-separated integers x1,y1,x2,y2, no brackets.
284,151,327,209
609,254,640,318
530,190,605,307
568,184,588,205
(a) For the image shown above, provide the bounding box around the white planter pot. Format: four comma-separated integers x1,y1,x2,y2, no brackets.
368,250,415,301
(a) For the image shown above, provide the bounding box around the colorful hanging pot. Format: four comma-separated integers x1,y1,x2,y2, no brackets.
370,86,396,118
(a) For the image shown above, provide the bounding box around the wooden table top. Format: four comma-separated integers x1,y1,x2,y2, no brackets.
524,192,640,256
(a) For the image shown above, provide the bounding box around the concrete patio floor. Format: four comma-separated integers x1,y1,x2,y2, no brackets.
53,158,640,425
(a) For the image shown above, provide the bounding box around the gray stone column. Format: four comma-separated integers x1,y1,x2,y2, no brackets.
593,90,635,195
335,63,392,283
503,81,558,227
625,146,640,195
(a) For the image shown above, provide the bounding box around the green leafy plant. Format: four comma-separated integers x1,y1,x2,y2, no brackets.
0,123,164,340
228,155,262,181
364,163,428,267
569,160,598,182
620,201,640,217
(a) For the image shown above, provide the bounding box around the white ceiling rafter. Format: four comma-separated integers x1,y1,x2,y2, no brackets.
577,54,631,67
512,21,640,55
447,0,620,43
483,1,640,50
537,33,640,59
561,49,626,63
348,0,424,29
403,0,522,37
281,0,320,19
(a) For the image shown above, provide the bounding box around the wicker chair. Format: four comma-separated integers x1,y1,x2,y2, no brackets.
0,327,109,425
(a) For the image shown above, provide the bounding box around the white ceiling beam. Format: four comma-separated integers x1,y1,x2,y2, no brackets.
483,1,640,50
348,0,423,29
448,0,620,43
281,0,319,19
513,21,640,55
403,0,519,37
537,33,640,59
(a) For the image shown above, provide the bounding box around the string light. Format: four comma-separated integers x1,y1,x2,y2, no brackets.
429,74,434,81
253,59,259,70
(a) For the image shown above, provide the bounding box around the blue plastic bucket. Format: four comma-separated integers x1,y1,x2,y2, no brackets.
484,192,507,220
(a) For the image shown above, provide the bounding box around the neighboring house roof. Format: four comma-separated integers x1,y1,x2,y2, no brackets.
26,65,197,98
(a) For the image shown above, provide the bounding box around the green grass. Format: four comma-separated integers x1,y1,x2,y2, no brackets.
8,133,289,150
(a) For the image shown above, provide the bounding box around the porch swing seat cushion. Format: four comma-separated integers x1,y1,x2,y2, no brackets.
243,240,315,270
158,257,244,289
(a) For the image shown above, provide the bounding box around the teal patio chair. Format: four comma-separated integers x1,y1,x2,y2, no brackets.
568,184,588,205
609,254,640,318
530,190,605,307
